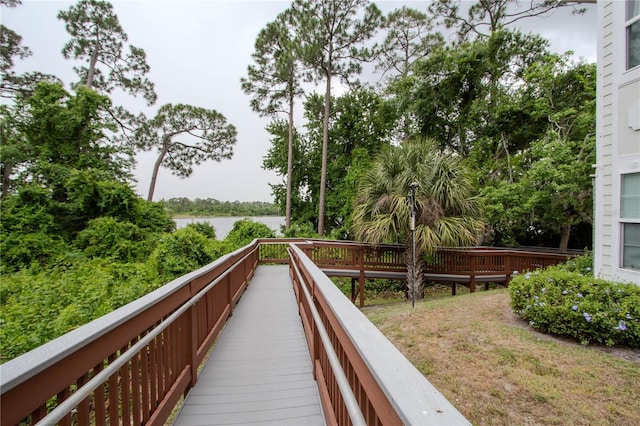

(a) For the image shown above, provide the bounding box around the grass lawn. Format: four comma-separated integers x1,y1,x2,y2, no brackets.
363,288,640,425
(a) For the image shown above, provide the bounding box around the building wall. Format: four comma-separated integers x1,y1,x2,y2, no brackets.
594,1,640,284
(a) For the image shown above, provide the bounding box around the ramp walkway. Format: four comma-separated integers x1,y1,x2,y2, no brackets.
173,265,325,425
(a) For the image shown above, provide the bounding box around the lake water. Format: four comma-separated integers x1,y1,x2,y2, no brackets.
173,216,286,239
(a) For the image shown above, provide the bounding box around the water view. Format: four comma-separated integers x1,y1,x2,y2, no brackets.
173,216,286,239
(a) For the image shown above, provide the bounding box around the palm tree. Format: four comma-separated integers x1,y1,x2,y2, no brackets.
351,139,485,300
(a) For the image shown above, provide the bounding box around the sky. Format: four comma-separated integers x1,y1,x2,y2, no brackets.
2,0,597,203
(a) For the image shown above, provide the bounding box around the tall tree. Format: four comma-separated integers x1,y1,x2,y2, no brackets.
134,104,237,201
264,88,394,235
410,29,550,157
57,0,156,105
290,0,382,235
241,10,303,231
352,139,485,299
429,0,587,41
482,58,596,251
262,118,310,225
377,6,443,141
8,82,128,200
377,6,443,79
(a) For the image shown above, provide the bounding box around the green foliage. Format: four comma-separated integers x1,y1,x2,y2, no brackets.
4,82,133,196
57,0,156,104
290,0,383,234
0,185,65,271
241,9,303,117
163,197,280,217
224,218,275,247
510,265,640,347
185,221,216,239
352,138,485,300
562,251,594,275
134,103,237,201
0,232,68,273
65,169,175,233
352,138,485,252
149,227,217,279
74,217,155,262
265,88,393,234
0,171,174,272
281,221,318,238
0,258,161,361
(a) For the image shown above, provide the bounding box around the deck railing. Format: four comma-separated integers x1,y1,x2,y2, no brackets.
1,238,573,425
424,247,573,291
1,241,260,426
289,242,470,425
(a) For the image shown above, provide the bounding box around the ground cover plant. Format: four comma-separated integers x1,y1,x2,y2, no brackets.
364,289,640,425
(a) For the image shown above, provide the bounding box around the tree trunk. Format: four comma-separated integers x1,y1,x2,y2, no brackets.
559,221,571,254
148,143,168,202
285,94,294,231
86,49,99,89
318,68,331,236
405,239,426,301
1,163,12,199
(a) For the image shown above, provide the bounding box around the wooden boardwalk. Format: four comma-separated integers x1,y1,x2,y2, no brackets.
173,265,325,426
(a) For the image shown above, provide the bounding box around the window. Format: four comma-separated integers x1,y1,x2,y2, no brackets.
621,172,640,270
627,0,640,69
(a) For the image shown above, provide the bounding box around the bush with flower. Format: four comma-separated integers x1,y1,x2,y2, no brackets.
510,258,640,347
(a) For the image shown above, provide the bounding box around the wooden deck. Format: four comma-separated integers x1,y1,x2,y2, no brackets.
173,265,325,426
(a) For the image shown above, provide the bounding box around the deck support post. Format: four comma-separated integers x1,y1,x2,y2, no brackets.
358,247,365,308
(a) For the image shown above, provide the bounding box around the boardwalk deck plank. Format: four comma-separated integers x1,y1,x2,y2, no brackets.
173,265,325,426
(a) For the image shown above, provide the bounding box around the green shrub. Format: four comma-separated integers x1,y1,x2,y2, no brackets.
560,251,593,275
224,218,275,248
74,217,154,262
510,265,640,347
281,221,318,238
0,232,68,272
150,227,216,279
185,221,216,239
0,258,158,361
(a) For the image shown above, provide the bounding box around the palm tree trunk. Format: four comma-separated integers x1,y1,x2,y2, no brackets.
405,240,426,300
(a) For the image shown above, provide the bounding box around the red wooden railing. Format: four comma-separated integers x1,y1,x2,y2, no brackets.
1,241,261,426
298,241,573,301
288,242,469,425
0,239,572,426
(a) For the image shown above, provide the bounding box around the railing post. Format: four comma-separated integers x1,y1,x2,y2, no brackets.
358,247,366,308
187,302,198,391
504,253,512,287
469,252,477,292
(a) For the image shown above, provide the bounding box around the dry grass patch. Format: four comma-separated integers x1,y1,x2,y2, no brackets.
363,289,640,426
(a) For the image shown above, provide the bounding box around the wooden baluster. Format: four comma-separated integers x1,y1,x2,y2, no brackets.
94,361,106,426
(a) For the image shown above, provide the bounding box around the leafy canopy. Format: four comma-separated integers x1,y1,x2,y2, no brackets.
58,0,156,104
